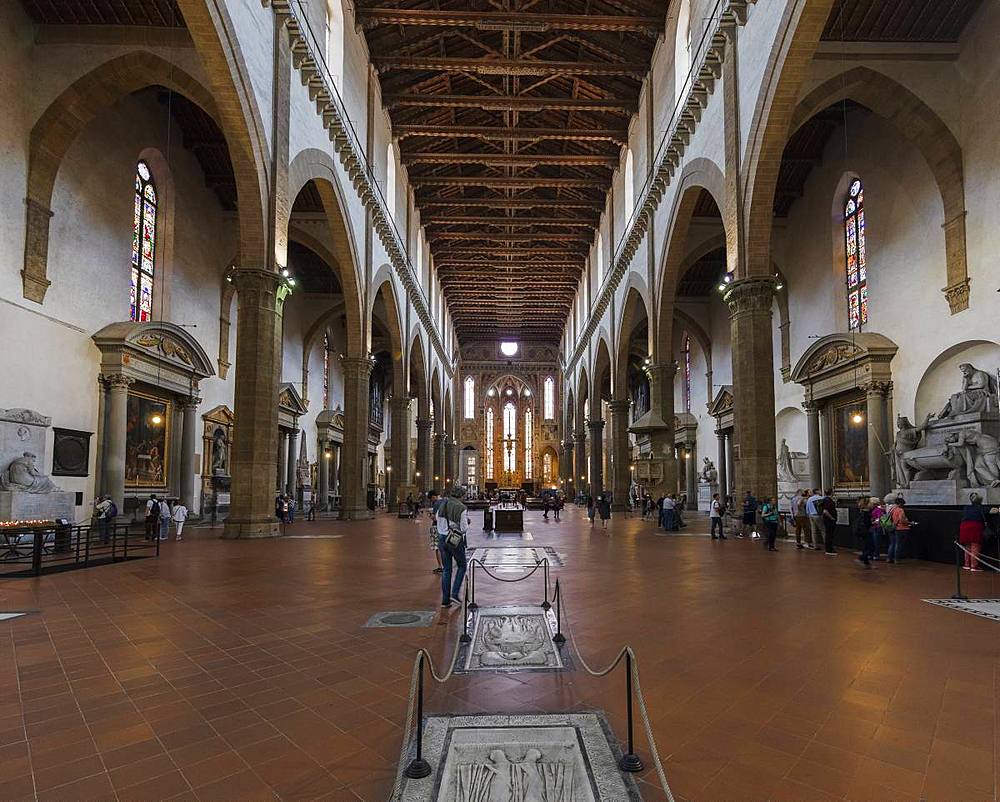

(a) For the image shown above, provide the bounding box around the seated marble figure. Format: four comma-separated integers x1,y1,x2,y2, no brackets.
937,363,998,419
0,452,62,494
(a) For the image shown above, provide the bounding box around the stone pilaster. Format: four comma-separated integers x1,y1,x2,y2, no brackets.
224,268,283,539
22,198,53,303
444,439,456,486
574,431,587,492
415,418,433,489
339,356,374,520
102,374,134,513
723,276,778,501
388,396,411,504
432,432,445,487
804,401,822,490
863,381,892,498
286,428,298,497
587,418,605,498
561,440,574,496
685,441,698,510
608,399,631,512
180,396,199,511
317,439,330,510
716,429,728,499
278,431,289,494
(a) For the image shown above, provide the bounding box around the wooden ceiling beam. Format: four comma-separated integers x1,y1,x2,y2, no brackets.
394,124,627,143
425,216,597,226
429,232,592,242
412,176,607,189
418,198,602,210
356,8,662,35
403,152,618,167
384,93,636,113
374,56,647,78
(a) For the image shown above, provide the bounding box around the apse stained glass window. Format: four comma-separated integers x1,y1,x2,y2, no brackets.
464,377,475,419
130,160,157,322
322,333,330,409
503,402,517,473
543,452,553,484
682,334,692,413
845,178,868,330
524,408,533,479
485,408,495,480
543,377,555,420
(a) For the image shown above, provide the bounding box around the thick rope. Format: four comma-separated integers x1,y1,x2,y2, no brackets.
560,594,675,800
470,557,547,583
955,541,1000,572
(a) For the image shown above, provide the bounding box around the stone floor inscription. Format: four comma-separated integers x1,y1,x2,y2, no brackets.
464,606,563,672
923,598,1000,622
467,545,564,569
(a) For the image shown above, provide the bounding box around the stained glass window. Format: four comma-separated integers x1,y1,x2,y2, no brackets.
683,333,692,413
543,377,555,420
322,333,330,409
543,452,553,484
524,408,533,479
845,178,868,330
464,376,475,419
131,160,157,322
485,408,495,480
503,402,517,473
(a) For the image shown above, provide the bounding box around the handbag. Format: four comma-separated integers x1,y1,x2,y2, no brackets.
444,522,465,551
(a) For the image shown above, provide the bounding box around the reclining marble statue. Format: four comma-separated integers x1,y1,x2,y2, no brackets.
0,452,61,493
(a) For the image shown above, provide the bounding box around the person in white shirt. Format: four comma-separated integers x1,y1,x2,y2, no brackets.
158,499,172,541
172,502,189,540
792,489,810,549
436,487,471,609
710,493,726,539
805,489,824,550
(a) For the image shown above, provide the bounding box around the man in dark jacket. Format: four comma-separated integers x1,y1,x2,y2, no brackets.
821,489,838,555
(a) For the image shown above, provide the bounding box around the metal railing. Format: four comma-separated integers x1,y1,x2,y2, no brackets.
0,522,158,577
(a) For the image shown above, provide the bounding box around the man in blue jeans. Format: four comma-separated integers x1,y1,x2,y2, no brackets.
436,486,471,609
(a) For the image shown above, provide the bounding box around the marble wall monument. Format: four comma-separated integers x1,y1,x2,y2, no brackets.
697,457,718,512
0,408,75,521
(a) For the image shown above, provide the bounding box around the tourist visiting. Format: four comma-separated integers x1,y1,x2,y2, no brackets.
275,494,287,523
586,493,595,526
597,494,611,529
144,494,160,541
286,495,296,523
959,492,988,572
867,496,884,566
739,490,757,539
553,493,563,522
853,496,873,567
887,496,914,564
760,496,779,551
172,500,188,541
93,494,114,544
436,487,471,608
792,489,809,549
428,489,444,575
661,493,677,531
158,497,172,541
307,497,317,521
710,492,725,539
674,494,686,528
820,488,838,555
805,488,824,550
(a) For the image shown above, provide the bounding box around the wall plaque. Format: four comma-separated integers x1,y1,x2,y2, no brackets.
52,428,92,477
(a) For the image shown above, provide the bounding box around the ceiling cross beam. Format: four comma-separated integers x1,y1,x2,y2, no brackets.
356,8,663,35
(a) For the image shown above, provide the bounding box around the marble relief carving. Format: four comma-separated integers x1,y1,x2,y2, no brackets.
464,606,563,672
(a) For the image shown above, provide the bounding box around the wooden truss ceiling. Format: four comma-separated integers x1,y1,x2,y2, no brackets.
20,0,184,26
678,246,726,298
821,0,984,42
359,0,665,343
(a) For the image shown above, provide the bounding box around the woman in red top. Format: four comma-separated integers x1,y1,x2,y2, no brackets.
959,492,987,571
887,496,913,564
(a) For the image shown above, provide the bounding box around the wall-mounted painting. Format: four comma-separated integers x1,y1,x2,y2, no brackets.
125,392,170,488
832,396,868,486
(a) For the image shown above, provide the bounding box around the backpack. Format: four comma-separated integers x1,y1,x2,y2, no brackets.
107,501,118,519
879,511,895,534
148,500,160,519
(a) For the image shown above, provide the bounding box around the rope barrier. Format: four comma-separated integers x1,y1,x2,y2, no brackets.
955,541,1000,572
470,557,547,583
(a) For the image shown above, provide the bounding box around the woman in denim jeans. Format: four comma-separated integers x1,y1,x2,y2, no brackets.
887,496,913,563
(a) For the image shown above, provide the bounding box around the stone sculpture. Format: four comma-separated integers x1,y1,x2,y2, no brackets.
0,452,61,493
211,428,229,475
456,748,574,802
892,415,933,488
937,363,997,419
699,457,717,483
777,438,797,481
947,430,1000,487
479,616,550,667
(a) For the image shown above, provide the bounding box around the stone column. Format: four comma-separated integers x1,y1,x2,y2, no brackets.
102,374,133,512
339,356,374,520
180,396,199,512
317,439,329,511
444,439,456,486
805,401,822,490
685,442,698,510
819,405,833,491
432,432,445,486
588,418,605,498
415,418,433,490
561,440,574,496
865,381,891,498
716,430,728,500
723,277,778,500
278,430,289,495
574,431,587,493
608,399,631,512
286,428,298,497
388,396,411,504
332,442,341,496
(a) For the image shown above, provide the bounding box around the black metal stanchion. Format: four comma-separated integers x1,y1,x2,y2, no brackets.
468,560,478,611
403,653,432,779
619,650,644,773
541,559,551,610
951,541,968,601
552,579,565,645
460,585,472,644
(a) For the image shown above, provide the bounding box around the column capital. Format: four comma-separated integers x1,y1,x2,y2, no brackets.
390,395,412,412
416,417,434,430
607,399,631,414
861,380,892,397
340,355,376,378
228,265,283,292
101,373,135,391
722,276,777,318
647,361,678,380
181,395,201,410
587,419,605,433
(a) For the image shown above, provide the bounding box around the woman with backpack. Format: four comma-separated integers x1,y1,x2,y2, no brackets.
760,496,779,551
853,496,873,567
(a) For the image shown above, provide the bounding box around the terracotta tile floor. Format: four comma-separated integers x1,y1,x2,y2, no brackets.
0,507,997,801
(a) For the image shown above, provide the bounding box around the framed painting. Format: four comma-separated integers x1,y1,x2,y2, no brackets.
832,396,868,487
125,391,170,488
